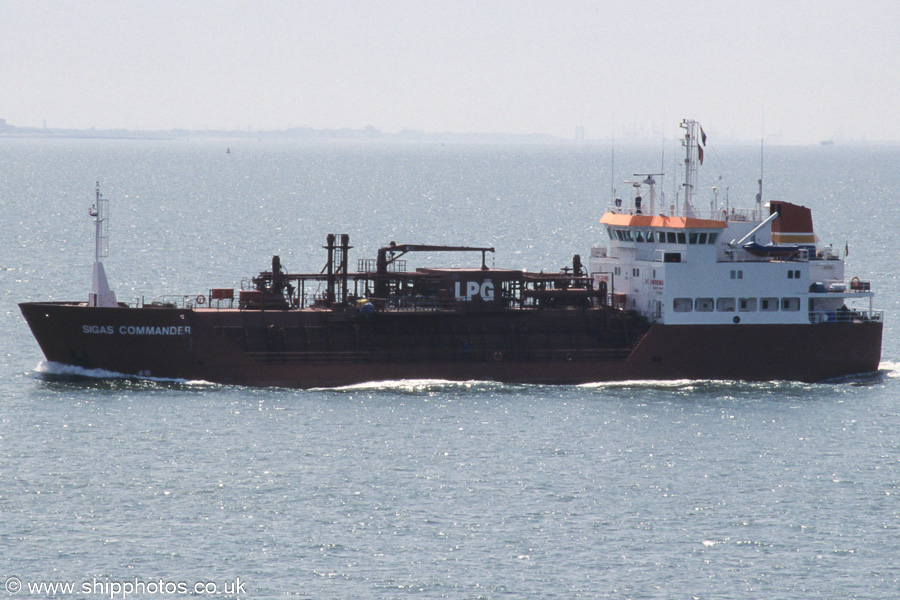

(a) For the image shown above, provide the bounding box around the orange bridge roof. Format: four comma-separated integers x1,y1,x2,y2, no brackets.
600,213,727,229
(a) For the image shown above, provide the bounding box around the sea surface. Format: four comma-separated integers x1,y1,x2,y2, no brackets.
2,137,899,599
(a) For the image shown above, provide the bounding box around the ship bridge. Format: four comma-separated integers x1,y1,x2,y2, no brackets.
588,119,879,328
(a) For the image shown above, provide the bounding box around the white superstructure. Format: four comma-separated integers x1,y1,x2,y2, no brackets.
588,120,878,327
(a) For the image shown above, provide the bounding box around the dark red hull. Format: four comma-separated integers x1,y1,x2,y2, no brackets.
20,302,883,387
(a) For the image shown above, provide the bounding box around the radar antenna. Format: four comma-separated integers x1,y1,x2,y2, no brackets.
633,173,664,215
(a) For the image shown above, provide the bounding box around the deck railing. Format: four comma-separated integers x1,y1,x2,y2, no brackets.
808,309,883,324
142,294,207,309
605,205,764,222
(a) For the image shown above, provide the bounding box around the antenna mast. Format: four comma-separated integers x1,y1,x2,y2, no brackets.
88,182,117,308
757,133,765,217
89,182,109,263
680,119,700,217
659,138,666,209
610,123,617,207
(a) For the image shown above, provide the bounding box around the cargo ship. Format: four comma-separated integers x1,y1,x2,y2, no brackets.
20,120,882,387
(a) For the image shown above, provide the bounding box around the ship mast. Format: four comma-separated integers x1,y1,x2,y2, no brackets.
680,119,700,218
88,182,117,307
757,133,765,218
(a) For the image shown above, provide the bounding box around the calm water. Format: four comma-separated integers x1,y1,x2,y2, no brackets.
2,138,899,599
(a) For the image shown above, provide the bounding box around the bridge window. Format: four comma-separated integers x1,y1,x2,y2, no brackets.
739,297,757,312
781,297,800,311
716,297,736,312
673,298,693,312
696,298,714,312
686,231,716,244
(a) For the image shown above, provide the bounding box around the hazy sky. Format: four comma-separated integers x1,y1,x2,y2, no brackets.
3,0,898,143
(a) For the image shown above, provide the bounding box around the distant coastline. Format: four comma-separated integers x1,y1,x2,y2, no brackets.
1,119,897,146
0,119,564,144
